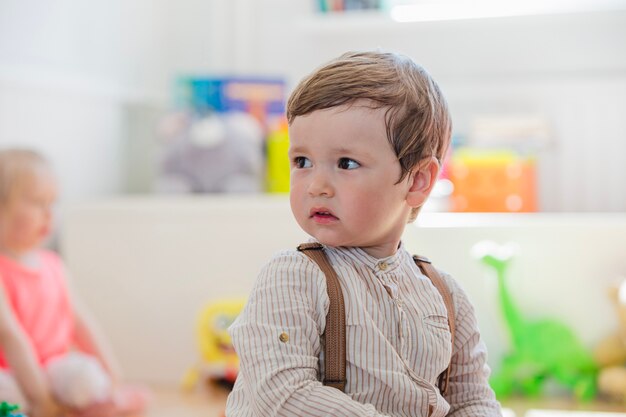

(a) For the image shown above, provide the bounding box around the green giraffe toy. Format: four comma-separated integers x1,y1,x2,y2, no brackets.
473,241,598,401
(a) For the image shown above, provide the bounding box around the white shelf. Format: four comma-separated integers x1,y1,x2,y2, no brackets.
297,10,398,34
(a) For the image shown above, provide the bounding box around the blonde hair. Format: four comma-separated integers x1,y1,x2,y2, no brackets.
0,148,51,204
287,51,452,184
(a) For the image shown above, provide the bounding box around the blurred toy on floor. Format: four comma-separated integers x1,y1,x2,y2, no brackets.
594,277,626,402
182,299,245,391
0,402,25,417
473,241,598,401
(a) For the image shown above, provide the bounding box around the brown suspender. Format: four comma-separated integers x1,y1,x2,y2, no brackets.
297,242,347,391
413,254,456,395
297,243,456,396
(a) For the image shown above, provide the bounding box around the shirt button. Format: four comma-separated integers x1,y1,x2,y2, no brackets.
378,261,388,271
279,332,289,343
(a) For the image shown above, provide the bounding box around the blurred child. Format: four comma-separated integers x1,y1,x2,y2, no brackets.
226,52,501,416
0,149,148,417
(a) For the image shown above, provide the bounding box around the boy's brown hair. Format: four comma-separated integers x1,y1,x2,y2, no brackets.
0,148,50,204
287,51,452,184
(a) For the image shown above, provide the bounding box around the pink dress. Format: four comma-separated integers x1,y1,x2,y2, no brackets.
0,250,74,368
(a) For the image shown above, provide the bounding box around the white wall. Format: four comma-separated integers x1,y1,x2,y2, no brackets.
0,0,215,202
0,76,125,201
61,196,626,384
62,196,309,384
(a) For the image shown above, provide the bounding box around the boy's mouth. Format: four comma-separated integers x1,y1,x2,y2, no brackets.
310,207,339,223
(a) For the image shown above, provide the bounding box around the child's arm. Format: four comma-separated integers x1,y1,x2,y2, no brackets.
68,283,123,382
443,277,502,417
228,252,391,417
0,281,60,417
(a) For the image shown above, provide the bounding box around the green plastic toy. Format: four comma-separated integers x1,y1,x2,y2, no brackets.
0,402,25,417
473,241,598,401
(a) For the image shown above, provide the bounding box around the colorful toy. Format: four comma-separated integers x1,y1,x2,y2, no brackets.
266,118,290,193
449,149,537,212
0,402,25,417
175,76,286,129
160,75,287,195
594,277,626,402
473,241,598,400
182,298,246,390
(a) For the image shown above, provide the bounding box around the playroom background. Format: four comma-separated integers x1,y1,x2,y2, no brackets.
1,0,626,416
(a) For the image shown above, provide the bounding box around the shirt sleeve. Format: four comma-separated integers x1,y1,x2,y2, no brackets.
443,275,503,417
227,251,390,417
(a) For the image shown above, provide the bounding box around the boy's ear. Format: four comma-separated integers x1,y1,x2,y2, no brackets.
406,157,440,208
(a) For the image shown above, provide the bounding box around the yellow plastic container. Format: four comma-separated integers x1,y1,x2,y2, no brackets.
266,123,290,193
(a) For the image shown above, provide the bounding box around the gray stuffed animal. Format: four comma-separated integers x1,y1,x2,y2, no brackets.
156,111,264,193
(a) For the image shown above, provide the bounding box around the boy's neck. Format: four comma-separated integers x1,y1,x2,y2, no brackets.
359,240,402,259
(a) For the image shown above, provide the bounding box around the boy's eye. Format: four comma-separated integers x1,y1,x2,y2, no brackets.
338,158,360,170
293,156,312,169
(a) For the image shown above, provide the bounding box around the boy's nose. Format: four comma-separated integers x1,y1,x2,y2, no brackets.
307,170,334,197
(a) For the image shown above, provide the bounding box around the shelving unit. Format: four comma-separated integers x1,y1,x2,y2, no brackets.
297,9,397,33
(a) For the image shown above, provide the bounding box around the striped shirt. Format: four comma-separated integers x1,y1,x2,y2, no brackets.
226,243,501,417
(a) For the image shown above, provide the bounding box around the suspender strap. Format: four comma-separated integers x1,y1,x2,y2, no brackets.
297,243,455,396
297,242,346,392
414,255,456,396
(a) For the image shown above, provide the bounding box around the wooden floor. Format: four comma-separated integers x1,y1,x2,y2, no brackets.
146,385,626,417
147,384,229,417
501,397,626,417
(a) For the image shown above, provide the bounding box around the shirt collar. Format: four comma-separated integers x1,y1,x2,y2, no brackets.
321,241,408,274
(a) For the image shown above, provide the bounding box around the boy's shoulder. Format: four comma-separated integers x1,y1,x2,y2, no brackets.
427,265,475,311
265,247,312,264
250,248,330,301
430,267,458,290
258,248,325,280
